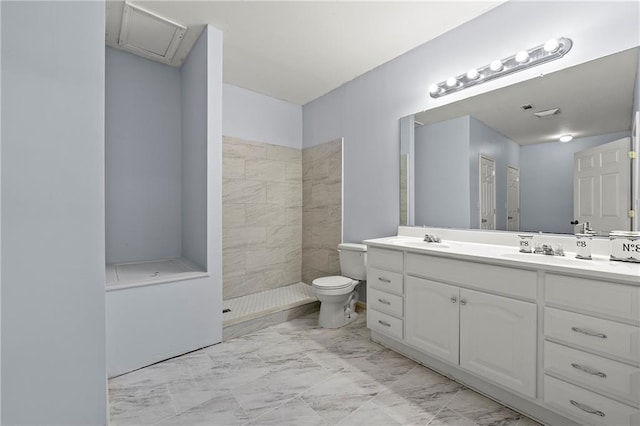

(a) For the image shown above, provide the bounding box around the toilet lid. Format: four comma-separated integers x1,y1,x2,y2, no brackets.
312,276,354,289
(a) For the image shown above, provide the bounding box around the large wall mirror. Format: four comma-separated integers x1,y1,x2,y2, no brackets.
400,46,640,236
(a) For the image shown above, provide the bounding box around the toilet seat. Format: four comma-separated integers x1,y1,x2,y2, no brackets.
312,276,355,290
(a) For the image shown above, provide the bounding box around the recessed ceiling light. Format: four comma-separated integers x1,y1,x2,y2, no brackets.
559,134,573,143
534,108,561,118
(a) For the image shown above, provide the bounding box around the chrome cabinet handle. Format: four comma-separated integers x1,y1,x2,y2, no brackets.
378,320,391,327
571,327,607,339
571,363,607,378
378,277,391,283
570,400,605,417
459,299,467,306
378,298,391,305
450,296,457,303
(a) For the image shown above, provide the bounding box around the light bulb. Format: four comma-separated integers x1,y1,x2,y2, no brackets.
446,77,458,87
559,134,573,143
515,50,530,63
466,68,479,80
490,60,503,72
428,84,440,95
544,38,560,53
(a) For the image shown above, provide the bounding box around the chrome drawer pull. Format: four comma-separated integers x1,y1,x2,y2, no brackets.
571,363,607,378
378,320,391,327
378,277,391,283
450,296,457,303
378,298,391,305
571,327,607,339
459,298,467,306
570,400,605,417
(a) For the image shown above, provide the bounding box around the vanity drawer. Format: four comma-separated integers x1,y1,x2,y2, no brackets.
545,307,640,364
368,287,403,318
406,253,536,301
545,341,640,406
368,267,403,295
367,247,403,272
544,375,639,426
368,309,403,340
545,274,640,324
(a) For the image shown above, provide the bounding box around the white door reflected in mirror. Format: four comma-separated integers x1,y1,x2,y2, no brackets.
480,155,496,230
507,166,520,231
573,137,631,234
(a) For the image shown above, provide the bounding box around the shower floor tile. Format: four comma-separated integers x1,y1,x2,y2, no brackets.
223,282,316,325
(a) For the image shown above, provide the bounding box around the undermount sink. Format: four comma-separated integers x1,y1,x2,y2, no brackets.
382,236,455,250
396,240,450,249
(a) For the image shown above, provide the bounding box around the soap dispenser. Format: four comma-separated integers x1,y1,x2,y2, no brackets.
575,234,592,260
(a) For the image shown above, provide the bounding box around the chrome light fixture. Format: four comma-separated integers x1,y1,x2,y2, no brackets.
428,37,572,98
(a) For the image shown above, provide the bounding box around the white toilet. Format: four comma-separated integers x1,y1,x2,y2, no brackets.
311,243,367,328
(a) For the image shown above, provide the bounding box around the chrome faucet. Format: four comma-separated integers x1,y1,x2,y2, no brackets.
423,234,441,243
571,220,595,235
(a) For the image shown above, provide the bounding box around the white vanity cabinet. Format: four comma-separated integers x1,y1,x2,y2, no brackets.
364,236,640,426
366,247,404,340
404,254,537,398
543,274,640,425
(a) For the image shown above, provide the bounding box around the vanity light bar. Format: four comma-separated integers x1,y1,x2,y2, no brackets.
429,37,573,98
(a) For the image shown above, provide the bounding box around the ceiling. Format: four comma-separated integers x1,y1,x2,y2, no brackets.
105,1,505,105
414,47,639,145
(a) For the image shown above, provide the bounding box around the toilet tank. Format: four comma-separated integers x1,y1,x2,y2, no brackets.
338,243,367,280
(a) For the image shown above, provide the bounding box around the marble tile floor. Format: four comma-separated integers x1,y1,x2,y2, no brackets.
109,312,541,426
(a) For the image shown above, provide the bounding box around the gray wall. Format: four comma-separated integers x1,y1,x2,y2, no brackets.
105,47,183,264
303,1,640,247
520,131,630,234
469,117,520,230
181,29,209,270
1,2,107,424
223,84,303,149
414,116,470,228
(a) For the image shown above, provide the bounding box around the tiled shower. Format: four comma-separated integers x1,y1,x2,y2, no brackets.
222,136,343,330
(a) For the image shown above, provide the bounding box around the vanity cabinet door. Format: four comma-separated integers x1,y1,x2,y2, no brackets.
459,288,537,398
405,276,459,364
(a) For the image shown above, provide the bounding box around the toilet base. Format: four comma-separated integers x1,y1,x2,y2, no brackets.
318,301,358,328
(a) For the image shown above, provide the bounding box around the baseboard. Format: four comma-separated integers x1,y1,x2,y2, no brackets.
356,301,367,311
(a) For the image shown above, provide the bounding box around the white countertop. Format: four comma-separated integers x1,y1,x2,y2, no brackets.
364,236,640,284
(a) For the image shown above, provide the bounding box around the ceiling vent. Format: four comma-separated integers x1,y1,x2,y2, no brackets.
118,2,186,64
533,108,561,118
520,104,534,110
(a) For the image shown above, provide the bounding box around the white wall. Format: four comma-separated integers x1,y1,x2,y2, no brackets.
1,2,107,424
303,1,640,245
105,48,183,264
182,28,210,270
223,84,302,148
